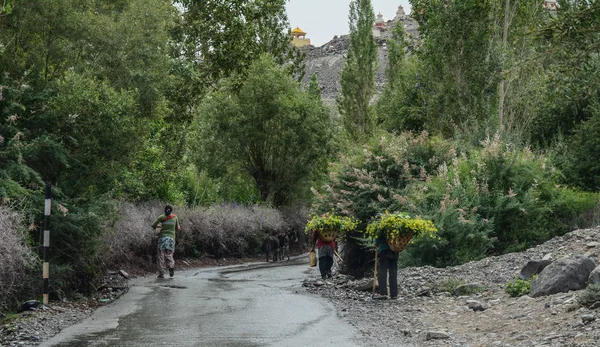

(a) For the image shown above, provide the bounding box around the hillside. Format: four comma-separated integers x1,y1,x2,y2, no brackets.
301,17,419,103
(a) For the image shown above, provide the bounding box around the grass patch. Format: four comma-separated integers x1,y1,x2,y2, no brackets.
578,284,600,308
505,275,535,297
429,278,465,294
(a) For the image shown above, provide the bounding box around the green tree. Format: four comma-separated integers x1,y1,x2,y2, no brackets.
337,0,377,138
410,0,499,136
190,54,336,207
375,20,427,132
175,0,305,89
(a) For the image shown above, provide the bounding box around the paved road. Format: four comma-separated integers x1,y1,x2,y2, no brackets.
41,256,359,347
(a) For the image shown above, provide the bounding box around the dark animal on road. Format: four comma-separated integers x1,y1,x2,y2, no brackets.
262,235,280,262
277,232,290,261
277,229,298,261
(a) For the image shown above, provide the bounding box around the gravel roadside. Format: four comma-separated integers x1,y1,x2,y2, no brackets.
304,227,600,347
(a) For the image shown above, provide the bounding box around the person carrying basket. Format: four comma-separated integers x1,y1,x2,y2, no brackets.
311,229,336,280
374,230,399,299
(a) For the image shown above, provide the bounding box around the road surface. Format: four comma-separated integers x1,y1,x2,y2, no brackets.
41,256,360,347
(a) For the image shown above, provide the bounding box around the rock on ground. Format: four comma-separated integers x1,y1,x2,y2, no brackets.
304,227,600,346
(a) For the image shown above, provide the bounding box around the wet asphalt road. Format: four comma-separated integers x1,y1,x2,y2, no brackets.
41,256,359,347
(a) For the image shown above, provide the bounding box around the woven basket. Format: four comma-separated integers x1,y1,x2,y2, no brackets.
318,230,338,242
387,232,413,252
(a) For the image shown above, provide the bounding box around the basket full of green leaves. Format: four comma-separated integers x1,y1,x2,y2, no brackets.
365,212,438,252
305,211,358,242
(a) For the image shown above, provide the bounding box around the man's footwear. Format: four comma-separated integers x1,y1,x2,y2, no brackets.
326,271,332,278
390,296,398,300
157,274,165,279
169,268,174,278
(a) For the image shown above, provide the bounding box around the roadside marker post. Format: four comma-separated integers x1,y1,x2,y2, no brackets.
43,183,51,305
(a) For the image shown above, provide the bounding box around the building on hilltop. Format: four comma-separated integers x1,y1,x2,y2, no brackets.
291,26,311,47
393,5,406,21
372,4,419,39
373,12,386,38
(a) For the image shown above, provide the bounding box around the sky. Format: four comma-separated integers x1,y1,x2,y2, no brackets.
286,0,412,47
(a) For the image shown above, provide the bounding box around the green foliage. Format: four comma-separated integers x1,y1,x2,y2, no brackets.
505,275,534,297
304,211,358,236
313,131,599,267
376,53,426,133
578,284,600,309
176,0,305,88
42,72,142,196
409,0,499,136
364,211,437,239
337,0,377,138
536,0,600,70
376,20,428,133
190,54,336,207
560,103,600,191
0,0,190,299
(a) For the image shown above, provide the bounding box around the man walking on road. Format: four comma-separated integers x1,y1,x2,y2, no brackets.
152,205,181,278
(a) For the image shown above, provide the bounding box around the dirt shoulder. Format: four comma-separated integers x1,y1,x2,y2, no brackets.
305,227,600,347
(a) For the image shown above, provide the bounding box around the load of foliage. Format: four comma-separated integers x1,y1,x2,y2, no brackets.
304,211,358,241
364,211,437,240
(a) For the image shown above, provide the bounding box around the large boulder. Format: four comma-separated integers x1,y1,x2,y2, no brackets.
589,266,600,285
519,259,552,280
530,256,596,297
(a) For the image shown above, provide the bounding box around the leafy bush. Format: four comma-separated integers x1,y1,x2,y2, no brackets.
505,276,534,297
578,284,600,308
312,131,599,269
0,207,38,310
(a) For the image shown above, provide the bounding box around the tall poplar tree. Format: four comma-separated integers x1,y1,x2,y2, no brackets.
337,0,377,138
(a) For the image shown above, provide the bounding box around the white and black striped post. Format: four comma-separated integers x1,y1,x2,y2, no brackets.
43,183,51,305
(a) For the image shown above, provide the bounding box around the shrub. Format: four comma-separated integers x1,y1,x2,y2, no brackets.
312,131,599,270
0,207,37,310
578,284,600,308
505,276,534,297
98,202,298,264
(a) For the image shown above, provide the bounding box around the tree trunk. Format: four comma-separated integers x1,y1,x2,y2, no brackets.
498,0,510,131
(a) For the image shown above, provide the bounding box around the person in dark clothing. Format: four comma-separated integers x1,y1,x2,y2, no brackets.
376,232,399,299
311,230,335,279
